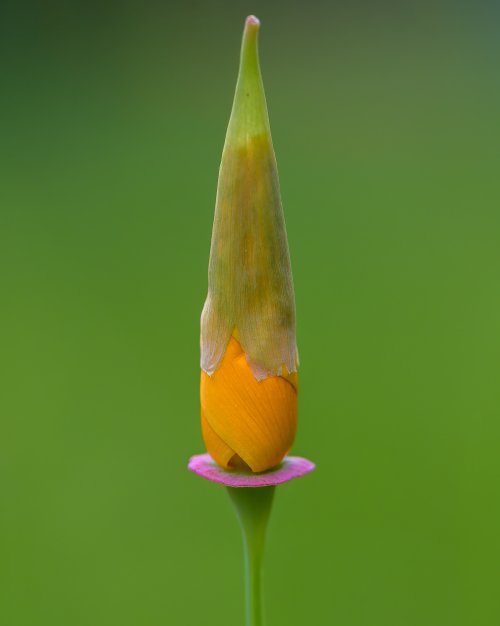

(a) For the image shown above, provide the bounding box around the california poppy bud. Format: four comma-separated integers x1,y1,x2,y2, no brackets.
200,16,298,473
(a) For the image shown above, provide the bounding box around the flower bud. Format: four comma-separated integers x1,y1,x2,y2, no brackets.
200,16,298,472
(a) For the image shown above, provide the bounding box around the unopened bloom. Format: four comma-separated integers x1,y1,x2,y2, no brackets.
200,16,298,473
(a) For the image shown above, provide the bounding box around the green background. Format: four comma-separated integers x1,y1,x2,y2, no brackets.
1,1,499,625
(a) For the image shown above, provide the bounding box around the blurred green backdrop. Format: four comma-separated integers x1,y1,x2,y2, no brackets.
1,1,500,625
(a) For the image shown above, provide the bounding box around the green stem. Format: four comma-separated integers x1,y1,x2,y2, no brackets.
227,486,275,626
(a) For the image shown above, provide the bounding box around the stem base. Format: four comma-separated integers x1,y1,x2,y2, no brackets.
227,486,275,626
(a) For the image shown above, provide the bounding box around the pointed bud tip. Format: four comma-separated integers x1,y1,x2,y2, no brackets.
245,15,260,30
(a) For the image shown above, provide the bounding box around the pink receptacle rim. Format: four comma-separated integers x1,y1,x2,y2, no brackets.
188,453,315,487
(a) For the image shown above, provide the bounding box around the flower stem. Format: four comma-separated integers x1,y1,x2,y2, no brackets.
227,486,275,626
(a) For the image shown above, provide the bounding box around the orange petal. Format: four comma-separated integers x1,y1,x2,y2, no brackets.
200,411,235,469
200,337,297,472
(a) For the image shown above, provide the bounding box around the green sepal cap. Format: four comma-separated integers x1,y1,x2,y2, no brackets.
201,16,297,379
